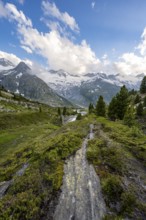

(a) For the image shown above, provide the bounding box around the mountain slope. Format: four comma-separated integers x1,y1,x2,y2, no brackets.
0,62,73,107
46,70,144,106
0,58,15,71
0,58,144,107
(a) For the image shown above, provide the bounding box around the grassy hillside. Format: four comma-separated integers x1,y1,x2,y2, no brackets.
0,92,90,219
87,115,146,219
1,88,146,219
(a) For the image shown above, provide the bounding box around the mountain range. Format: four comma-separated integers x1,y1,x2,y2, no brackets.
0,58,144,107
0,59,73,107
46,69,144,106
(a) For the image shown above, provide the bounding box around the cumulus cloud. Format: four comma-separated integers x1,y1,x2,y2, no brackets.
0,2,102,74
111,28,146,75
0,50,33,67
1,1,146,76
42,1,79,33
18,25,101,74
40,18,64,34
0,2,32,26
114,52,146,75
0,50,21,65
21,45,33,54
5,3,32,26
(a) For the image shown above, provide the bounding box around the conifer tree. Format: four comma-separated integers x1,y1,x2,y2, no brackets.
39,106,42,113
123,106,135,127
108,85,129,120
108,97,117,120
136,103,143,116
143,96,146,107
58,107,61,116
116,85,129,120
76,113,82,120
63,107,67,115
140,76,146,94
134,94,141,104
88,103,94,114
96,96,106,117
128,89,136,95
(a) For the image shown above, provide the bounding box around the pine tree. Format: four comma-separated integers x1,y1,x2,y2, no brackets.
76,113,82,120
123,106,135,127
96,96,106,117
140,76,146,94
108,97,117,120
39,106,42,113
128,89,137,95
108,85,129,120
116,85,129,120
136,103,143,116
143,96,146,107
88,103,94,114
63,107,67,115
58,107,61,116
134,94,141,104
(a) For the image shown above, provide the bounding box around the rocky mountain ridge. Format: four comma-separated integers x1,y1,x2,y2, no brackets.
0,60,73,107
0,58,145,106
46,69,144,106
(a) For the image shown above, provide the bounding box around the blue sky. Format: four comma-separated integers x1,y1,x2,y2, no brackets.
1,0,146,75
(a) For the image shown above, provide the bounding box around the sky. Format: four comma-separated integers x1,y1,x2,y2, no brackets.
1,0,146,76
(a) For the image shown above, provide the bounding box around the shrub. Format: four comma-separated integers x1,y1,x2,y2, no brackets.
102,175,123,203
101,147,125,174
76,113,82,120
121,191,136,214
129,126,143,138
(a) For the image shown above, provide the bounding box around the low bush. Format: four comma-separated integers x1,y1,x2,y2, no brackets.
102,175,123,204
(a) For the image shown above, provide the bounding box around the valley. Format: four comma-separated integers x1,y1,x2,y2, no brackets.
1,1,146,219
0,59,73,107
0,81,146,219
46,70,143,106
0,58,144,107
0,58,146,220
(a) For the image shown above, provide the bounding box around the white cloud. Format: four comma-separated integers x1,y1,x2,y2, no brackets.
114,53,146,75
0,50,21,65
91,2,95,9
40,17,76,41
42,1,79,33
102,54,108,60
111,28,146,75
41,18,64,33
1,1,146,76
137,27,146,56
0,0,7,18
0,2,101,74
18,25,101,74
5,3,32,27
24,59,33,67
0,50,32,67
21,45,33,54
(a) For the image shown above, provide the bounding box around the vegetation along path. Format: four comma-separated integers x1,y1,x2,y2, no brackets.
54,124,106,220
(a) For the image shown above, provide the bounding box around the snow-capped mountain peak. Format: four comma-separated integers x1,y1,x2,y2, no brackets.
0,58,15,71
45,69,145,106
15,62,31,73
0,57,145,106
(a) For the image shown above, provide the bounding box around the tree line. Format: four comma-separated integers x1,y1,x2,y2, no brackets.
88,76,146,126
